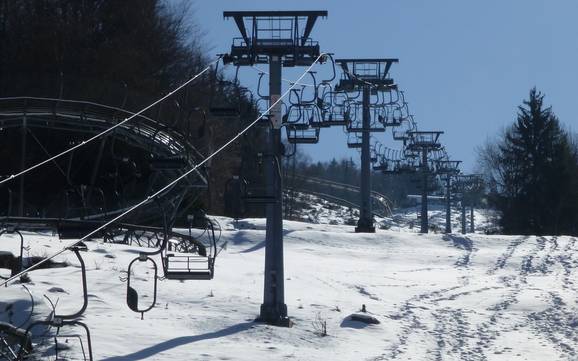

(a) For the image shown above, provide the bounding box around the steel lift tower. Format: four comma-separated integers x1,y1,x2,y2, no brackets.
406,131,443,233
454,174,484,234
335,59,398,233
224,10,327,326
435,160,461,233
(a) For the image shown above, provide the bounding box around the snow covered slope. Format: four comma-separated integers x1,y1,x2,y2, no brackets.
1,218,577,360
288,190,496,234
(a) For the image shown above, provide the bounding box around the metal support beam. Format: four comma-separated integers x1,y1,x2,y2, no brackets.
445,176,452,233
470,206,475,233
19,113,27,217
420,149,428,233
259,55,290,326
461,202,467,234
355,85,375,233
86,137,108,207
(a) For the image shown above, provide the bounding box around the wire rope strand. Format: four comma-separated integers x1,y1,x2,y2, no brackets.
0,53,328,288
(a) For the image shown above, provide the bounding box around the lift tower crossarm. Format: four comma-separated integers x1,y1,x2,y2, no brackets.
224,11,328,66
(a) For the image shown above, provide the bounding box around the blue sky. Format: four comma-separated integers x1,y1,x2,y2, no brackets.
186,0,578,172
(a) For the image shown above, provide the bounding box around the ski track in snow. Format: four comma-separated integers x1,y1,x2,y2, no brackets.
372,234,578,361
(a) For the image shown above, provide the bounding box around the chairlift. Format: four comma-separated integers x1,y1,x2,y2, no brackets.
347,132,363,149
208,63,241,118
435,160,461,175
125,202,216,318
346,103,385,133
347,120,385,133
256,72,269,100
407,131,443,150
282,104,305,128
392,129,410,142
19,248,93,361
301,105,324,128
162,213,217,281
286,125,320,144
318,91,351,127
370,143,382,163
373,157,392,172
396,159,419,174
315,82,333,111
385,104,406,127
386,88,401,105
242,179,277,204
0,228,25,275
159,210,215,280
126,253,158,320
297,71,318,104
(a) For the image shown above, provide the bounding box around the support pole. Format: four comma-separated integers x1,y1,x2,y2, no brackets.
356,84,375,233
461,201,467,234
445,176,451,233
470,206,475,233
420,149,428,233
19,113,27,217
259,55,290,326
86,137,108,208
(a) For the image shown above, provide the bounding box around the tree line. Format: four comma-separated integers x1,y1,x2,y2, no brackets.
0,0,260,217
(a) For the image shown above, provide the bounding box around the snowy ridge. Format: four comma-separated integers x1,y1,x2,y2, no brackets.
1,217,577,360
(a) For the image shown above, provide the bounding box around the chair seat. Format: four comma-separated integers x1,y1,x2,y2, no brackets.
164,270,213,280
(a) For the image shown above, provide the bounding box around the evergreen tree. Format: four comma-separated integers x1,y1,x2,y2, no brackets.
480,88,578,235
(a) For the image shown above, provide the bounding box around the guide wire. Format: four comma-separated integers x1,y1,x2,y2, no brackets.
0,53,328,288
0,56,223,187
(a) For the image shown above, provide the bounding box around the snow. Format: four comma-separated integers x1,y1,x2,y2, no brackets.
1,211,578,360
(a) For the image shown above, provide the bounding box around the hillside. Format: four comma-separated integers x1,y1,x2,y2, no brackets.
2,212,577,360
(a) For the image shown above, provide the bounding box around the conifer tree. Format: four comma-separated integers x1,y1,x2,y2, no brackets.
480,88,578,235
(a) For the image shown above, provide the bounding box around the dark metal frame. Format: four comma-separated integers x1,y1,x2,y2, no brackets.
334,58,399,233
224,10,327,327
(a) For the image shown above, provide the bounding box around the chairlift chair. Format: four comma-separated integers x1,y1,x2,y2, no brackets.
302,104,326,128
384,104,406,127
285,125,320,144
346,104,385,133
208,83,241,118
125,202,216,319
0,228,25,275
372,157,392,172
281,104,306,129
242,178,277,204
396,159,419,174
19,248,93,361
208,62,241,118
161,216,217,281
406,131,443,151
126,253,158,319
346,132,363,149
318,91,351,126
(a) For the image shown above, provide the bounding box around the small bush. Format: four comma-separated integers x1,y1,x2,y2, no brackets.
312,312,328,337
